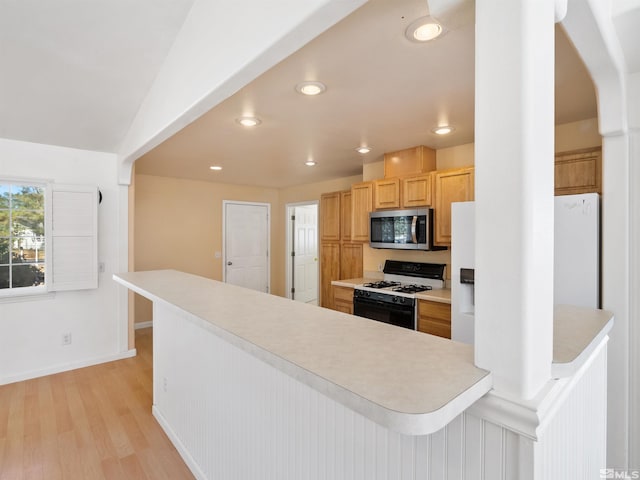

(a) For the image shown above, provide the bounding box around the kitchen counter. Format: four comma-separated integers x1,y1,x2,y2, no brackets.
415,288,451,304
331,278,452,304
329,278,612,377
552,304,614,377
115,270,492,436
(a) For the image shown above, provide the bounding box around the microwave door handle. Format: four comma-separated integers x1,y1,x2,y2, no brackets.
411,215,418,243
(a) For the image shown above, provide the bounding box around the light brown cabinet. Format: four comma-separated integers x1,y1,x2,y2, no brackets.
384,145,436,178
373,173,434,211
555,146,602,196
340,190,352,240
340,243,363,280
374,178,400,209
320,191,341,242
350,181,374,242
320,242,340,309
417,300,451,339
434,167,475,246
333,286,354,315
401,173,433,207
320,190,363,309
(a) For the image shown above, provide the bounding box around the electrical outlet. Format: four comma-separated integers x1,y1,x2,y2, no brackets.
98,262,105,273
62,333,72,346
378,263,383,272
163,376,168,392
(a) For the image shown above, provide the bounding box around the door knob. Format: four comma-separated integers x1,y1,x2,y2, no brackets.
227,261,233,266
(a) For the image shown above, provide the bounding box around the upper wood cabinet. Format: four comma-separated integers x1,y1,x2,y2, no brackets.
350,181,374,242
320,191,341,242
374,178,400,210
555,146,602,196
434,167,475,246
340,190,352,241
402,173,433,207
384,145,436,178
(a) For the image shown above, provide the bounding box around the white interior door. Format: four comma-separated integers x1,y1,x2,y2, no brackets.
224,202,269,293
292,204,318,304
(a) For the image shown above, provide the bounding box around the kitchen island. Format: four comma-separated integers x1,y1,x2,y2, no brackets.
115,270,613,480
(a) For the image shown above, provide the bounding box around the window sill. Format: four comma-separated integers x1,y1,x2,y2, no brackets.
0,289,56,304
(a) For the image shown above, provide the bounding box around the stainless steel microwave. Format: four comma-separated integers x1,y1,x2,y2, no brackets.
369,208,440,250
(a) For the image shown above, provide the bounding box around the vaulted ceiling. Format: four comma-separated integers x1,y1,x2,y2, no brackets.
0,0,607,188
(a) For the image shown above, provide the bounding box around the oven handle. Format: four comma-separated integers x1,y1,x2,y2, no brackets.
411,215,418,243
354,296,415,310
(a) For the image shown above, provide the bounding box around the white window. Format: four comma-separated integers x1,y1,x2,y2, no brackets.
0,182,46,293
0,180,98,297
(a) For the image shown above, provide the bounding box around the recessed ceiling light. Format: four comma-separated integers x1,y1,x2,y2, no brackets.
432,125,455,135
235,116,261,127
209,165,223,171
356,146,371,154
296,81,327,96
305,160,317,166
406,16,443,42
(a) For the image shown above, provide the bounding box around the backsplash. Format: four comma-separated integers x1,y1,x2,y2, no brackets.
363,245,452,286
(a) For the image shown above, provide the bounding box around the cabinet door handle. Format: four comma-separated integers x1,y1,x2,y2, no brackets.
227,261,233,266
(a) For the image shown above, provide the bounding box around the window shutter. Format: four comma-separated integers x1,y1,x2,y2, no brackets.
49,184,98,291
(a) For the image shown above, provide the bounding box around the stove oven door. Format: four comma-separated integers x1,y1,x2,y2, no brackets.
353,295,415,330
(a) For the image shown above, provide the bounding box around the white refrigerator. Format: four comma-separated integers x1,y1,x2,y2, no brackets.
451,193,600,344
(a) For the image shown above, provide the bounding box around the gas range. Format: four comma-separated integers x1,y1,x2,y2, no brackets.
353,261,446,330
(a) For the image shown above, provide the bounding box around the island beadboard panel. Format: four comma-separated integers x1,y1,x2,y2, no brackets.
152,301,607,480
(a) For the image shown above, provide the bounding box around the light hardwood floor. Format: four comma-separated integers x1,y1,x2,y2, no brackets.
0,328,194,479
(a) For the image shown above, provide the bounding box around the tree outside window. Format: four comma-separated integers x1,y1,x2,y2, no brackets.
0,183,45,290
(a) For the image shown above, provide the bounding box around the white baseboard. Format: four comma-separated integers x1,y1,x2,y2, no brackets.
0,348,137,386
153,406,206,480
135,320,153,330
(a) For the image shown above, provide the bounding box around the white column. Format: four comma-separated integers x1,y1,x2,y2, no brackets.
474,0,556,398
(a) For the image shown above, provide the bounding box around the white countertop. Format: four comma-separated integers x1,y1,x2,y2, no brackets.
115,270,492,435
332,278,452,304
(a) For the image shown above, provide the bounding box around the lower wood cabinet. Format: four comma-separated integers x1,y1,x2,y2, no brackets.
340,243,363,280
320,242,362,310
333,286,354,314
417,300,452,339
320,242,340,309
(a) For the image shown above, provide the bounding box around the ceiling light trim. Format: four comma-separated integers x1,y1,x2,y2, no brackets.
235,116,262,127
432,125,455,135
296,81,327,96
405,16,444,43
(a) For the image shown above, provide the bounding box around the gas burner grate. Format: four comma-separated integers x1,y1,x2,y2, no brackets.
362,281,401,289
391,284,433,294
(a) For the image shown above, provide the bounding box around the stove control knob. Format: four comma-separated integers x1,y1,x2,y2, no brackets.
365,291,371,298
392,296,399,303
399,297,406,304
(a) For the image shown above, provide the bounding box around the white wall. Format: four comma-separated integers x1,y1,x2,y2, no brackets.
0,138,131,384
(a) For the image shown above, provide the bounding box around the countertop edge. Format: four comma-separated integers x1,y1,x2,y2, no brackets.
551,307,614,378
